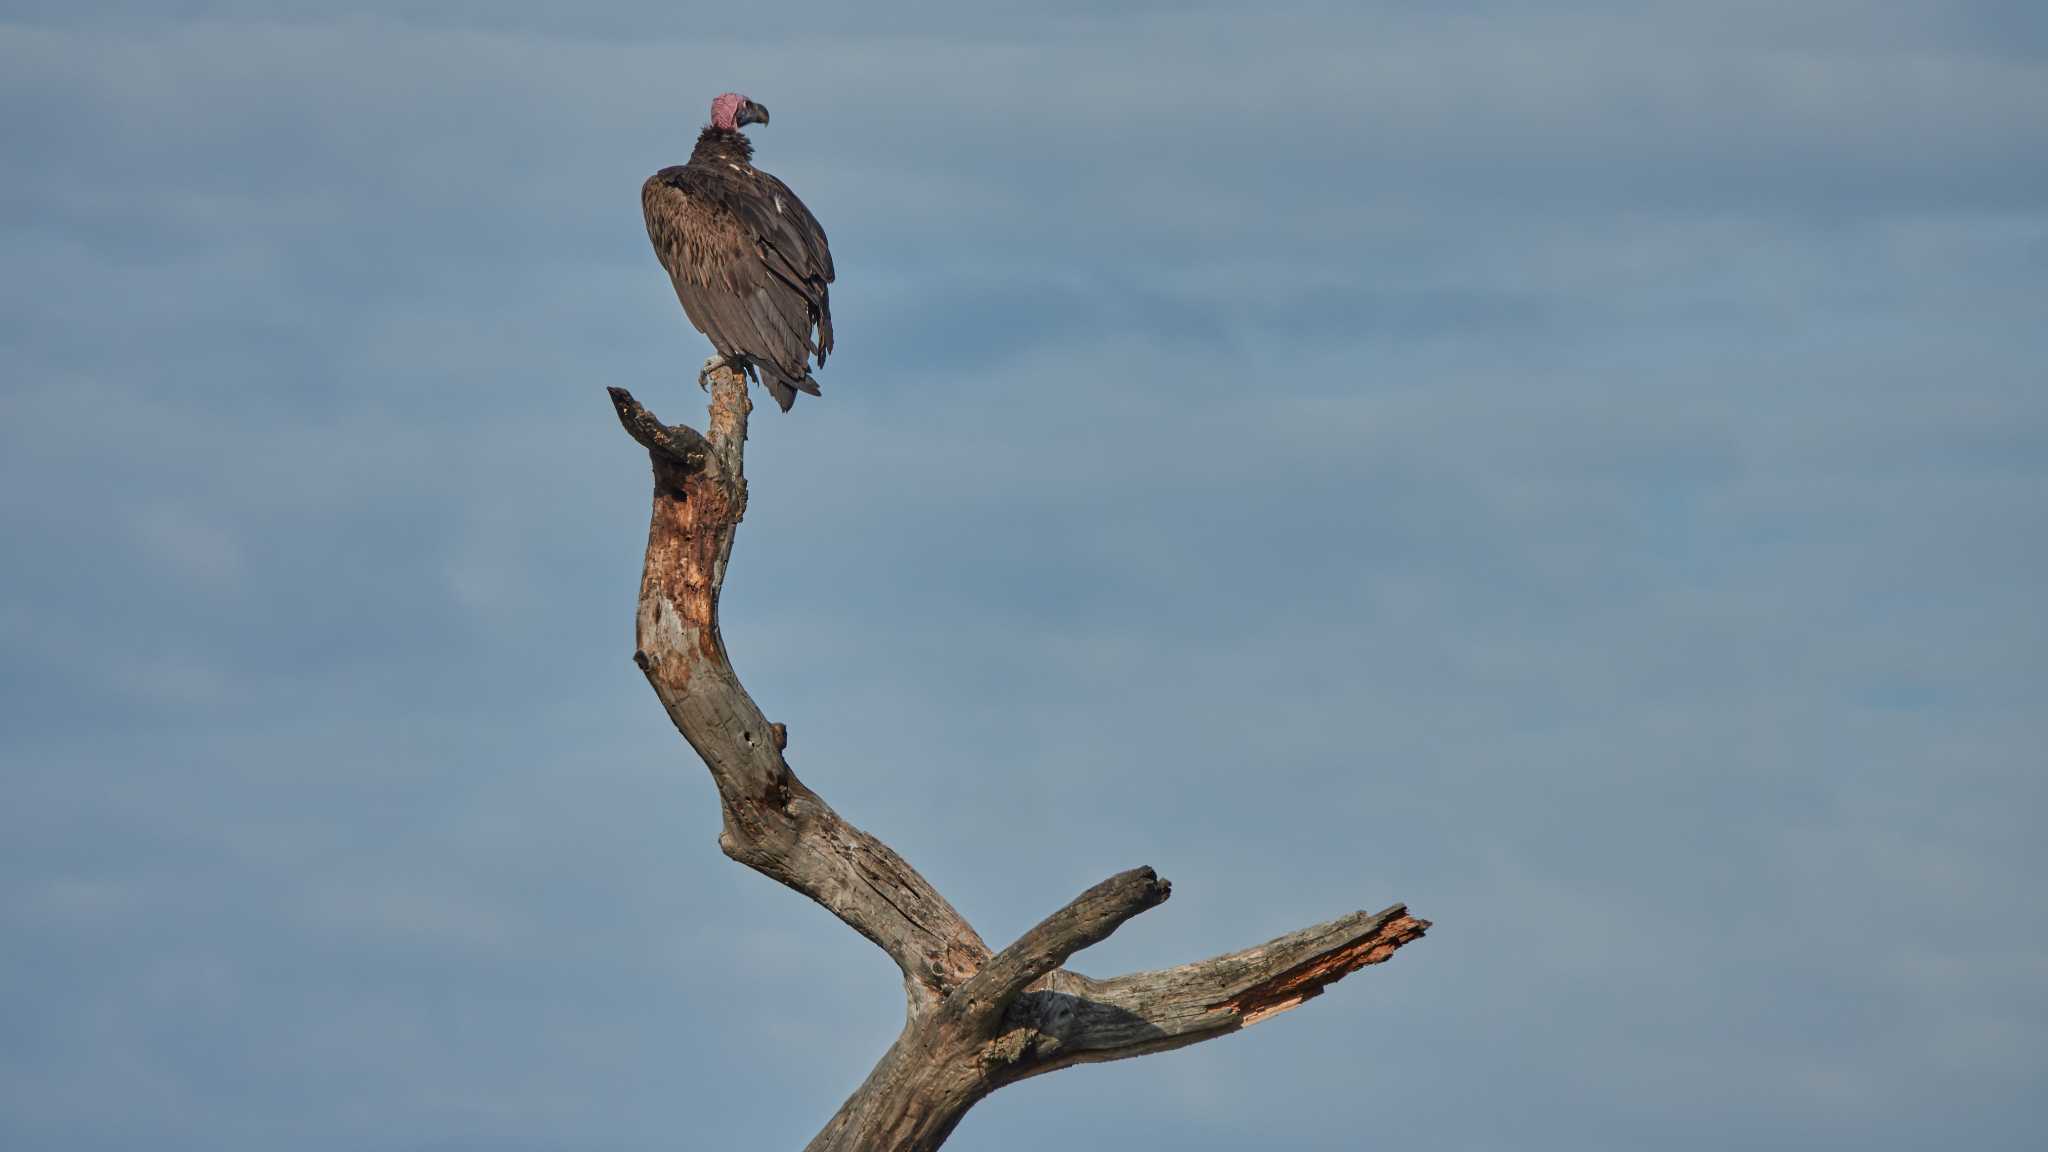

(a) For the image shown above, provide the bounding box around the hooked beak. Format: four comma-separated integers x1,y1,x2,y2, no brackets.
737,100,769,128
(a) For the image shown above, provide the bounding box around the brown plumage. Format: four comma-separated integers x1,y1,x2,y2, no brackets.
643,93,835,411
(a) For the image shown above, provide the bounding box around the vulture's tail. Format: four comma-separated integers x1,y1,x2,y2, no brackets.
762,371,822,412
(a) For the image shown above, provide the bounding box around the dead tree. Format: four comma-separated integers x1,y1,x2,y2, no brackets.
608,370,1429,1152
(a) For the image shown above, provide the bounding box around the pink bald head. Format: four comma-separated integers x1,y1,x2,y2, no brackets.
706,93,769,133
710,93,747,130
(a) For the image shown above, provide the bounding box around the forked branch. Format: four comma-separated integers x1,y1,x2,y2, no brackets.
948,867,1172,1031
610,369,1428,1151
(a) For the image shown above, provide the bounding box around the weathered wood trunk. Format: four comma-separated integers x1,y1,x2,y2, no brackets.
609,372,1427,1151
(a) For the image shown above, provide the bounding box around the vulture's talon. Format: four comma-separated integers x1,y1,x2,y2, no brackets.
698,355,727,392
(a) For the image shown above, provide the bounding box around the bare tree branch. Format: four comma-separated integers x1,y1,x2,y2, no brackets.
611,375,990,1014
993,904,1432,1077
947,867,1172,1031
607,386,709,469
609,368,1429,1150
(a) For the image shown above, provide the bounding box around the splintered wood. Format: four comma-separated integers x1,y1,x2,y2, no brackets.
1218,911,1431,1026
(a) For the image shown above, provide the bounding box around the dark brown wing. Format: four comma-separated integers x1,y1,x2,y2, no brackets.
732,169,834,363
642,165,833,410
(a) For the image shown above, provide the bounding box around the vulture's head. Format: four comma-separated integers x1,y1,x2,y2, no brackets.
709,92,769,132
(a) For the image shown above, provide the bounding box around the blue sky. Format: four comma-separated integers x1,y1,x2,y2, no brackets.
3,3,2044,1149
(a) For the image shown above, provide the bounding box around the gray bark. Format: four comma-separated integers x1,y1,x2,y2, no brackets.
608,373,1429,1151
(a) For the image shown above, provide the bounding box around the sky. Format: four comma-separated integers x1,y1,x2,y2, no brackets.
2,2,2044,1149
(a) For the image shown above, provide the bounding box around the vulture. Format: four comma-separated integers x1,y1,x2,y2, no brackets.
642,92,836,411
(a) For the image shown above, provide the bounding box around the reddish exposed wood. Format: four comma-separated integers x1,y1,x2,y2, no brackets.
1216,911,1431,1026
